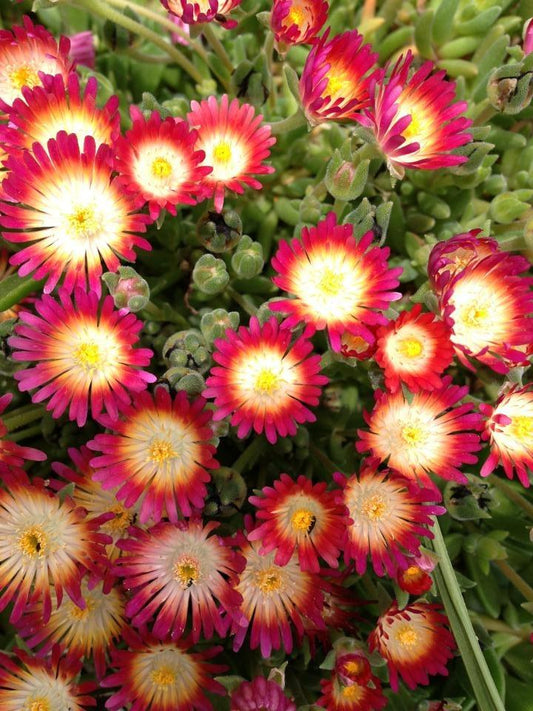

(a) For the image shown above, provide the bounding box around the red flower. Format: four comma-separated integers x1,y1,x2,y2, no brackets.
375,304,454,392
9,289,155,426
114,108,210,220
230,677,297,711
397,563,433,595
357,378,482,488
299,30,379,124
318,674,387,711
187,94,275,211
162,0,241,28
271,212,402,352
0,393,45,473
88,388,217,522
335,466,444,576
369,601,455,690
271,0,328,47
205,316,328,443
480,384,533,488
366,52,472,176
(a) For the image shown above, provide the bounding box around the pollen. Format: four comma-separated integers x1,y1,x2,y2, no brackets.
151,157,173,179
255,567,283,594
148,438,176,463
287,5,306,25
341,684,364,700
9,64,40,91
74,342,102,370
68,206,99,239
395,623,418,647
18,526,48,558
28,699,51,711
401,424,426,445
151,666,176,686
174,556,200,589
344,659,366,675
70,597,94,620
509,415,533,442
103,503,133,535
213,142,232,163
361,494,387,521
318,268,342,296
291,508,316,532
255,368,280,394
462,303,489,329
398,338,423,358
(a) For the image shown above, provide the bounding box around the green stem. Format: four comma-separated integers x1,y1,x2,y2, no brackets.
141,301,189,328
226,286,257,316
269,109,308,136
2,405,45,432
0,274,46,313
489,475,533,519
202,24,234,73
494,559,533,602
8,425,43,443
103,0,196,45
70,0,206,85
309,443,344,475
126,48,168,63
232,436,267,474
470,613,532,641
432,519,506,711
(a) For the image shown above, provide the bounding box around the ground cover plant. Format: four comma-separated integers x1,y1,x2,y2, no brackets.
0,0,532,709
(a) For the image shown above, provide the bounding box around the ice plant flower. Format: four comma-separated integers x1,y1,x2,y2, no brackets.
0,648,96,711
299,30,380,124
0,133,151,295
524,17,533,55
438,252,533,373
231,537,325,657
271,213,402,352
204,316,328,443
374,304,454,392
247,473,349,572
113,107,211,220
0,73,120,153
335,651,372,687
368,601,455,690
0,481,106,624
0,392,46,472
102,628,226,711
396,561,433,595
88,388,218,522
9,289,156,427
68,30,96,68
113,519,244,642
187,94,275,212
162,0,241,28
318,674,387,711
366,52,472,176
271,0,328,47
230,677,297,711
480,384,533,488
357,378,482,488
334,466,444,576
0,16,73,111
16,577,127,678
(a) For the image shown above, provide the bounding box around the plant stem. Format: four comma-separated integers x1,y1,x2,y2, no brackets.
69,0,206,85
269,110,308,136
202,24,233,73
2,405,45,432
489,475,533,518
309,443,344,476
226,286,257,315
103,0,195,45
432,519,506,711
232,436,267,474
494,559,533,602
8,425,43,443
470,613,532,641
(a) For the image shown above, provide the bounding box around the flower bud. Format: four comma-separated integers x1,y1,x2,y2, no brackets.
102,267,150,312
397,564,433,595
200,308,240,343
192,254,230,295
325,152,370,201
488,61,533,114
231,235,264,279
335,652,372,686
162,329,210,372
489,190,533,224
203,466,247,517
523,18,533,55
197,210,242,253
163,366,206,394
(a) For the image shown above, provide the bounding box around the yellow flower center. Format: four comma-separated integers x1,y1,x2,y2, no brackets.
10,64,40,91
395,623,418,647
74,342,102,370
103,503,133,535
509,415,533,442
291,508,316,533
397,337,423,358
213,142,232,164
174,556,200,589
326,74,345,97
341,684,364,700
148,438,176,463
462,304,489,329
19,526,48,558
287,5,305,25
70,597,95,621
255,567,283,594
28,699,50,711
318,268,342,296
404,565,422,580
344,659,365,675
151,157,173,179
151,666,176,686
401,424,427,445
255,368,280,394
361,494,387,521
68,206,99,239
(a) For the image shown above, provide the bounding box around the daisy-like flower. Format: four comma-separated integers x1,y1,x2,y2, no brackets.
88,388,217,523
0,481,107,624
102,628,226,711
247,473,349,572
438,252,533,374
299,30,380,124
0,16,73,111
0,648,95,711
271,0,328,47
231,536,325,657
368,601,455,690
0,73,120,153
339,330,377,360
427,230,499,295
204,316,328,443
356,378,482,488
0,393,46,472
114,519,244,642
1,133,151,295
318,674,387,711
480,384,533,488
367,52,472,177
16,577,127,678
187,94,275,212
114,107,211,220
334,466,444,576
9,289,156,427
271,213,402,352
231,677,297,711
374,304,454,393
162,0,241,28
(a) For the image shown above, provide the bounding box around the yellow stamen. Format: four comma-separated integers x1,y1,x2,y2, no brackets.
68,206,99,238
213,142,232,163
103,504,133,535
401,424,426,445
28,699,51,711
255,369,280,394
148,438,176,463
318,268,342,296
396,623,418,647
404,565,422,580
19,527,48,558
462,304,489,329
344,659,365,675
74,342,102,370
255,568,283,594
341,684,363,700
151,157,172,179
291,508,316,533
509,415,533,442
151,666,176,686
174,556,200,589
397,338,423,358
361,494,387,521
70,598,94,621
287,5,305,25
9,65,40,91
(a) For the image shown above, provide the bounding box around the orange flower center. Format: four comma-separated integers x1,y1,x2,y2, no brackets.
103,503,133,535
18,526,48,558
341,683,364,700
397,337,423,358
174,556,200,589
70,597,95,620
28,699,51,711
287,4,306,25
148,438,176,463
151,666,176,686
344,659,365,675
213,142,232,164
151,156,173,179
395,623,418,647
74,342,103,370
291,508,316,532
9,64,40,91
255,567,283,594
361,494,387,521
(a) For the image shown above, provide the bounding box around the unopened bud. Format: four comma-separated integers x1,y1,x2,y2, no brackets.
163,366,206,394
102,267,150,312
192,254,230,295
200,309,240,343
231,235,264,279
325,152,370,201
488,62,533,114
204,466,247,517
162,329,210,372
197,210,242,253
